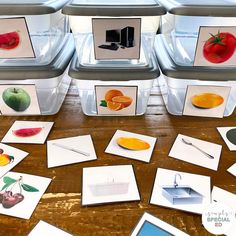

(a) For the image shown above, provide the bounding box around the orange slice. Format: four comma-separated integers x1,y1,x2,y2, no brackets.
191,93,224,109
105,90,123,102
107,101,124,111
112,96,133,108
117,137,150,150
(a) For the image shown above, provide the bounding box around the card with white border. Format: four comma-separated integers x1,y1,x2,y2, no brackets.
227,163,236,177
211,186,236,236
0,17,35,59
47,135,97,168
150,168,211,215
105,130,157,163
95,86,138,116
217,127,236,151
194,26,236,67
169,134,222,171
183,85,231,118
130,212,190,236
28,220,73,236
0,84,40,115
82,165,140,206
0,143,28,178
0,171,51,219
2,121,54,144
92,18,141,60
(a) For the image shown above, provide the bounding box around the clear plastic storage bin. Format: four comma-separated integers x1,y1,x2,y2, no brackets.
158,0,236,66
69,53,160,116
62,0,165,68
154,35,236,116
0,0,70,66
0,35,74,115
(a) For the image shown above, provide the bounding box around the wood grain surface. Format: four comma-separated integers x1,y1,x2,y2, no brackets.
0,81,235,236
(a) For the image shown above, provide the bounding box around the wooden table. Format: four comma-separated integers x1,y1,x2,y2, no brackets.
0,81,235,236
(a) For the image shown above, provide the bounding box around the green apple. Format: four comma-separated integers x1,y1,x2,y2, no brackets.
2,87,31,112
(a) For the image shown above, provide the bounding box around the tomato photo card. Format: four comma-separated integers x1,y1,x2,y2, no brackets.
150,168,211,215
95,86,138,116
183,85,231,118
227,163,236,177
28,220,73,236
169,134,222,171
47,135,97,168
2,120,54,144
0,143,28,179
92,18,141,60
194,26,236,67
105,130,157,163
130,212,189,236
0,171,51,219
0,84,41,115
82,165,140,206
0,17,35,59
217,126,236,151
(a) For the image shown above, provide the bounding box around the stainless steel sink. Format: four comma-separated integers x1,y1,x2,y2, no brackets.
162,185,204,205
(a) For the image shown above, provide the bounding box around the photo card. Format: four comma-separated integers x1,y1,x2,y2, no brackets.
0,17,35,59
0,84,40,115
2,120,54,144
194,26,236,67
82,165,140,206
0,171,51,219
217,126,236,151
105,130,157,163
211,186,236,236
169,134,222,171
183,85,231,118
150,168,211,215
28,220,73,236
95,86,138,116
227,163,236,177
47,135,97,168
92,18,141,60
130,212,190,236
0,143,28,178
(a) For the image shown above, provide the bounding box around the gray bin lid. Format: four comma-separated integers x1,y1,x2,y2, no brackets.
157,0,236,16
0,0,70,15
62,0,166,16
154,35,236,81
69,54,160,81
0,34,75,80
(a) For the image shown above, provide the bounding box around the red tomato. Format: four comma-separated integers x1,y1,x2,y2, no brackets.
0,31,20,50
203,32,236,63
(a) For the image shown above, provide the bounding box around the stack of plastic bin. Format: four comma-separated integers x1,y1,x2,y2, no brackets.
62,0,166,116
0,0,75,115
155,0,236,116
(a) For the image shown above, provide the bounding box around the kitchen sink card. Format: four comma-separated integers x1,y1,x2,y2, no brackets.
28,220,73,236
227,163,236,177
47,135,97,168
0,143,28,179
194,26,236,67
2,121,54,144
169,134,222,171
0,17,35,59
0,171,51,219
95,86,138,116
217,127,236,151
82,165,140,206
211,186,236,236
130,212,190,236
105,130,157,163
183,85,231,118
92,18,141,60
150,168,211,215
0,84,41,115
